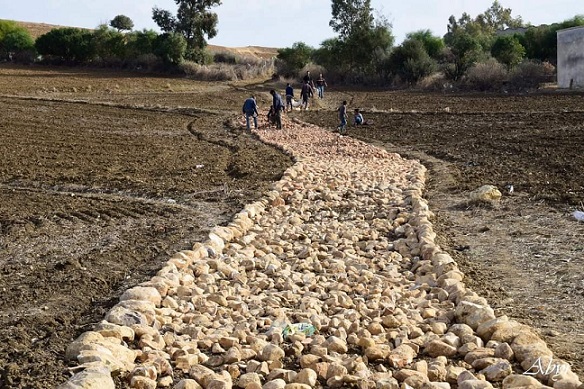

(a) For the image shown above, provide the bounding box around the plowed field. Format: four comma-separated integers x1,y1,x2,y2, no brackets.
0,65,582,387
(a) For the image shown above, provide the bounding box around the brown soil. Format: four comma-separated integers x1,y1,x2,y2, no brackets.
1,66,583,387
0,65,292,388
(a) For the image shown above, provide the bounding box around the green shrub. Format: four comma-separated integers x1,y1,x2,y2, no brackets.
35,28,94,63
0,20,36,60
153,32,187,65
388,39,438,84
491,35,525,69
276,42,314,77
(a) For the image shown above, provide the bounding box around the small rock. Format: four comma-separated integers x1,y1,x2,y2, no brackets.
501,374,542,388
293,369,317,386
480,360,512,381
458,380,494,389
262,379,287,389
425,340,458,358
237,373,262,388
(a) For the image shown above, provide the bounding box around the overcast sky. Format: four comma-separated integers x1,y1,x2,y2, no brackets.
1,0,582,48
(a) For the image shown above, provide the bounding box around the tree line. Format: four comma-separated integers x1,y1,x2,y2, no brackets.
278,0,584,89
0,0,582,89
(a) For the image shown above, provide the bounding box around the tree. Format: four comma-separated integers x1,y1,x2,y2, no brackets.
520,15,584,64
92,25,127,61
276,42,314,76
443,30,486,80
326,0,394,79
406,30,445,59
491,35,525,68
35,28,94,63
330,0,374,39
443,1,524,79
153,32,187,65
152,0,221,62
476,1,523,34
312,37,345,73
388,39,437,83
0,20,35,60
110,15,134,32
126,29,159,57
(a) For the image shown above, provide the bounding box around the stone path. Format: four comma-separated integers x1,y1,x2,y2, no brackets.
60,116,582,389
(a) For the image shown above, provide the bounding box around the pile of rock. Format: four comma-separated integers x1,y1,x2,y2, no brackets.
59,115,582,389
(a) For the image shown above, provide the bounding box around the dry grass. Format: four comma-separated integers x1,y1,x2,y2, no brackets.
12,20,91,39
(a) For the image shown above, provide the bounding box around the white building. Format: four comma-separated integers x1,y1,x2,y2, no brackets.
557,26,584,88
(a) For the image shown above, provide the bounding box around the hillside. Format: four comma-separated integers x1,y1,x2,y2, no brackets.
9,20,279,59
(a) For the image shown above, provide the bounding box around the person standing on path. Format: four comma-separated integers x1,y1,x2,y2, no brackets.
316,73,327,99
270,89,285,129
303,70,315,89
242,95,259,130
337,100,348,134
285,83,294,112
300,80,314,111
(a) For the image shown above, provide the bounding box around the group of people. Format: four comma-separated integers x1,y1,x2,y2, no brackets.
241,92,285,130
288,71,328,111
336,101,371,134
241,71,329,130
242,71,370,133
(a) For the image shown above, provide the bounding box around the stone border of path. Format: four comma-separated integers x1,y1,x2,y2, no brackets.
59,117,582,389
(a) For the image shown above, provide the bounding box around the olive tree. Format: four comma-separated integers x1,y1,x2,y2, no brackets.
110,15,134,32
152,0,221,62
327,0,394,79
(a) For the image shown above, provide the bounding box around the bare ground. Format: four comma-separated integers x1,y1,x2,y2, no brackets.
0,65,583,387
296,89,584,378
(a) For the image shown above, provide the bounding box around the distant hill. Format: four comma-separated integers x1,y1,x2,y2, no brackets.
12,20,87,39
9,20,279,59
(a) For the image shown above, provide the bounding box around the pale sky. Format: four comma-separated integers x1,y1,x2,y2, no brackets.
1,1,582,48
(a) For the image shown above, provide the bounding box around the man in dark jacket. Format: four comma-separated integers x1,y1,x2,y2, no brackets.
300,81,313,110
270,89,284,129
285,83,294,112
242,95,259,130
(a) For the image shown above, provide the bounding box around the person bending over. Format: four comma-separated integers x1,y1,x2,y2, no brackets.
353,108,372,126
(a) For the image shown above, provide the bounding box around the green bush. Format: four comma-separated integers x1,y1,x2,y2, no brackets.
388,39,437,84
127,29,158,58
35,27,95,63
491,35,525,69
276,42,314,77
153,32,187,65
92,25,127,63
0,20,35,60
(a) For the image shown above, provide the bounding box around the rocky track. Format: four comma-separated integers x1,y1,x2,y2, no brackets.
60,115,583,389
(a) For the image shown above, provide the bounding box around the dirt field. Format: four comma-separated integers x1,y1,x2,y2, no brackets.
296,89,584,379
0,65,292,388
0,65,583,387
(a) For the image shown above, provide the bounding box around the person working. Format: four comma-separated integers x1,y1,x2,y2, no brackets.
242,95,258,130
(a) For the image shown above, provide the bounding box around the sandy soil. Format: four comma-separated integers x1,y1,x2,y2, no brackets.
0,65,582,387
